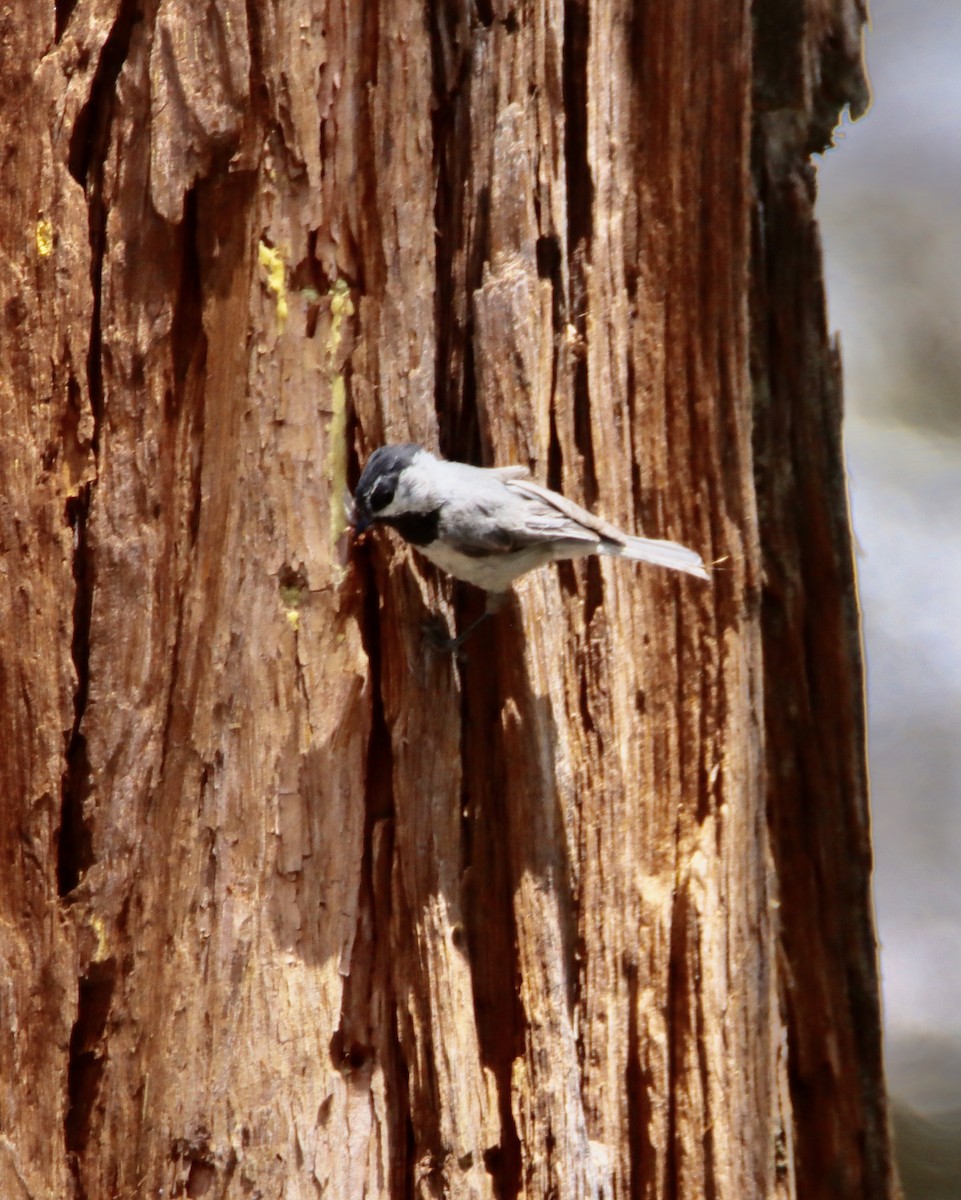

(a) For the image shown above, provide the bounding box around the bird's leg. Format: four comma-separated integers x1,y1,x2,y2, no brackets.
422,592,507,656
424,609,491,657
422,609,492,656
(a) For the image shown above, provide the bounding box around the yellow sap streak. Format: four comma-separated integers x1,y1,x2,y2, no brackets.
326,280,354,560
36,218,54,258
258,240,288,328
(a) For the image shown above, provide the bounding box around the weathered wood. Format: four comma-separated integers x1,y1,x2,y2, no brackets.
0,0,897,1197
752,5,892,1193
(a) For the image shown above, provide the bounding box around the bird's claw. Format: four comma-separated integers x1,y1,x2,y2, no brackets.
421,616,466,658
421,609,494,658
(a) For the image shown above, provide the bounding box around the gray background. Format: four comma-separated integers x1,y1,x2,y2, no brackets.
817,1,961,1190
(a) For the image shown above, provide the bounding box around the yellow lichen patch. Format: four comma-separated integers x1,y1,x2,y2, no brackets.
325,279,355,559
90,914,110,962
327,277,353,357
35,217,54,258
258,240,288,328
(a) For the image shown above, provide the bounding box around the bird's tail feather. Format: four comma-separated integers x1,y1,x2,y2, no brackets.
605,534,709,580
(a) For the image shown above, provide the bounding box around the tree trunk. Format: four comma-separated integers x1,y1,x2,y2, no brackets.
0,1,897,1198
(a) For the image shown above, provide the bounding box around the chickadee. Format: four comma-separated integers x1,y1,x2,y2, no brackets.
352,443,708,649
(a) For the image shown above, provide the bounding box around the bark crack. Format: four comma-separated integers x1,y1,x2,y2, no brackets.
59,1,142,898
58,484,95,898
461,638,524,1200
60,8,140,1194
429,0,477,459
664,823,684,1200
64,958,118,1196
339,420,412,1192
563,0,596,510
625,961,653,1200
55,0,80,42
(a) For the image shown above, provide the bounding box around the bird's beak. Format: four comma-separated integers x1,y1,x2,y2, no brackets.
352,511,372,538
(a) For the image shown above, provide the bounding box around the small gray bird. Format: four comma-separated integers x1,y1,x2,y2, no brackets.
352,444,708,649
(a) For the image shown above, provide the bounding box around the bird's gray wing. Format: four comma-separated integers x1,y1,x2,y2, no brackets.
504,478,628,545
439,486,601,558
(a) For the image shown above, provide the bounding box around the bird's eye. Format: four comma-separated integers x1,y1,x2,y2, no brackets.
369,477,396,513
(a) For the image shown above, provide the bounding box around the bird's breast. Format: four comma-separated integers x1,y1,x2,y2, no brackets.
415,539,560,593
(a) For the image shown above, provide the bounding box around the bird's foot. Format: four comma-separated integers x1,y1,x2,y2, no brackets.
421,609,493,658
422,616,462,656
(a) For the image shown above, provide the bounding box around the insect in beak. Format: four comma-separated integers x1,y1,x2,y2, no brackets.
344,491,371,539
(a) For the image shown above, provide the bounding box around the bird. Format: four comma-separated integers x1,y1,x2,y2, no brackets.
351,443,708,650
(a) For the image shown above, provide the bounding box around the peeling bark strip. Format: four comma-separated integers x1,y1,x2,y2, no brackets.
0,2,896,1199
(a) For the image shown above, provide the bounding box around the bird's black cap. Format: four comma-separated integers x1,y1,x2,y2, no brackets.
352,443,424,534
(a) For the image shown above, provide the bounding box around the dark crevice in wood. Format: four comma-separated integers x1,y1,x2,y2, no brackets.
562,0,593,263
692,952,717,1200
536,233,566,338
70,0,143,458
353,0,385,414
57,0,139,911
64,957,117,1191
328,1027,372,1074
751,0,806,114
58,487,96,898
583,555,603,628
171,188,205,398
430,0,471,102
59,15,134,1195
547,394,564,496
664,838,685,1200
572,340,596,509
171,1130,238,1197
170,187,208,547
291,229,335,340
563,0,597,512
576,666,596,745
67,0,141,190
625,351,643,519
346,444,411,1192
625,961,654,1200
457,180,491,462
55,0,80,42
428,1,474,460
340,518,393,1076
242,0,267,120
462,629,524,1200
401,1097,417,1200
542,232,565,512
157,178,224,796
357,510,394,832
59,12,143,898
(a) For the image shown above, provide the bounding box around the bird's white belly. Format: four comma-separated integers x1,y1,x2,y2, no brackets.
415,540,554,593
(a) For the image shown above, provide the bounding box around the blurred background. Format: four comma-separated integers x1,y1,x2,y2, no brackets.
816,1,961,1193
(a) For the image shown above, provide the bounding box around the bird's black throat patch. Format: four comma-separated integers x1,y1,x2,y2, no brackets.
384,508,441,546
